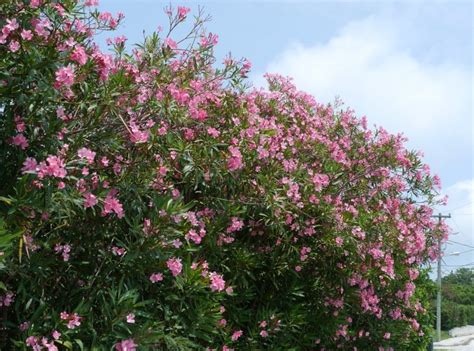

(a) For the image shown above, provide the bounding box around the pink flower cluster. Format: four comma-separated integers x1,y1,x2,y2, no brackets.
54,243,71,261
166,257,183,277
114,338,137,351
60,311,81,329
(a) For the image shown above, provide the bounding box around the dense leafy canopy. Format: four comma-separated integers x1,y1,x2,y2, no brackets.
436,268,474,330
0,1,448,350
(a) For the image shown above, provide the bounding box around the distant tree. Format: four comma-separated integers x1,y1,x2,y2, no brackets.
435,268,474,330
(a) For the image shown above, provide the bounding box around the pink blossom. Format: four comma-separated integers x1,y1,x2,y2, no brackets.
185,229,202,244
21,29,33,40
2,19,19,35
149,272,163,283
38,156,67,179
114,339,137,351
335,237,344,247
71,45,88,65
83,192,98,208
103,194,125,218
207,127,220,138
312,173,330,192
77,147,96,164
26,336,39,347
60,312,81,329
226,217,244,233
84,0,99,6
30,0,42,8
11,134,28,149
177,6,191,20
209,272,226,292
231,330,243,341
19,321,30,331
8,40,20,52
166,257,183,276
260,330,268,337
0,292,14,306
163,37,177,50
22,157,38,173
41,337,58,351
54,65,75,88
111,246,126,256
52,330,61,340
227,146,243,171
126,313,135,323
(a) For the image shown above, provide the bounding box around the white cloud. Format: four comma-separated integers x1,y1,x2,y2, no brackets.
252,16,473,269
252,16,472,183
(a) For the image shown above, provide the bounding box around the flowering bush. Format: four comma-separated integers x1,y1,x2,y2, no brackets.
0,1,448,350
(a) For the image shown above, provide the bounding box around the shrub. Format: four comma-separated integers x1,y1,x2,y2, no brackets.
0,1,448,350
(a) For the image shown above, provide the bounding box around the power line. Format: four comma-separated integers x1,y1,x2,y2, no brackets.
449,201,474,212
442,262,474,267
447,240,474,249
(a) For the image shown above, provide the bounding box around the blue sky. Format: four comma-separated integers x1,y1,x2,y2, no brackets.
98,0,473,271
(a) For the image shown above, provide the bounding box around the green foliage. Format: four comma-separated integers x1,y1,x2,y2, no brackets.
0,1,447,350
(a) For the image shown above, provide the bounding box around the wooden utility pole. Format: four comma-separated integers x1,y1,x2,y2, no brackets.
432,212,451,342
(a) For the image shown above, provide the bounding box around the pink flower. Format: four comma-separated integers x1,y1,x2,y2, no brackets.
103,194,125,218
21,29,33,40
126,313,135,323
0,292,14,306
111,246,126,256
209,272,226,292
19,321,30,331
312,173,330,192
207,127,220,138
22,157,38,173
84,0,99,6
52,331,61,340
335,237,344,247
166,257,183,277
60,312,81,329
227,146,243,171
163,37,177,50
8,40,20,52
231,330,243,341
33,18,51,38
185,229,202,244
149,272,163,283
26,336,39,347
226,217,244,233
2,19,19,35
83,193,98,208
260,330,268,337
77,147,96,164
38,156,67,179
71,45,88,65
30,0,42,8
114,339,137,351
54,65,75,88
11,134,28,149
177,6,191,20
41,337,58,351
384,332,391,339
